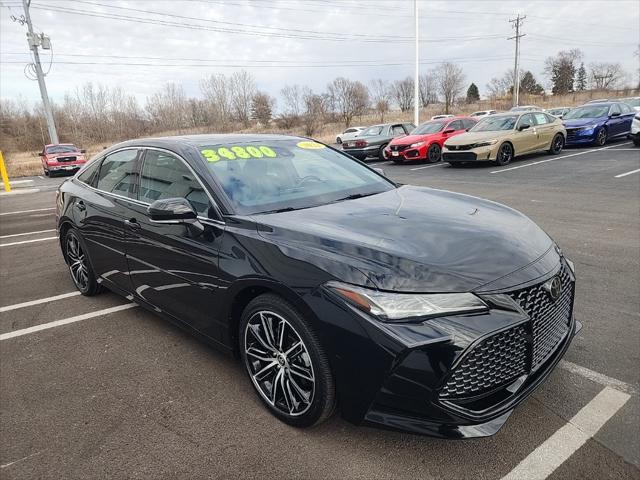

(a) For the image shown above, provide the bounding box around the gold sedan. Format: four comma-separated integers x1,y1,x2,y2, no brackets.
443,112,566,166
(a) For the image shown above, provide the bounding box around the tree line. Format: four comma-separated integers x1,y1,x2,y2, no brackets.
0,51,634,153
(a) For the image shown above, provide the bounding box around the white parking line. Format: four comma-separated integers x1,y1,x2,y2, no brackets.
0,292,81,313
501,386,630,480
614,168,640,178
1,179,33,187
559,360,637,396
0,303,137,340
491,143,632,174
410,163,446,171
0,236,58,247
0,229,56,239
0,207,55,216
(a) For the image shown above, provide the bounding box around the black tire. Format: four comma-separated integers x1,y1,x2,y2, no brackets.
594,128,607,146
426,143,441,163
633,135,640,147
240,293,336,428
43,168,50,176
548,133,564,155
495,142,514,166
448,162,462,168
336,137,342,144
378,144,388,161
63,228,102,296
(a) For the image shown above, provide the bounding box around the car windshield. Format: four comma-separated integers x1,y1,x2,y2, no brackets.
46,145,78,154
200,139,395,215
360,126,384,136
563,105,610,119
470,115,518,132
510,106,534,112
412,122,445,135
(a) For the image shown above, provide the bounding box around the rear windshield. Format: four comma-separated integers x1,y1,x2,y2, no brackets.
360,126,384,136
199,140,394,215
563,105,610,119
46,145,78,154
412,122,445,135
470,115,518,132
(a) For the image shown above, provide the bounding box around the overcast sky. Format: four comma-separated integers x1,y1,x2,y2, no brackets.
1,0,639,110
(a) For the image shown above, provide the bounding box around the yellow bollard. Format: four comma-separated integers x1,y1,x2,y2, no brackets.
0,151,11,193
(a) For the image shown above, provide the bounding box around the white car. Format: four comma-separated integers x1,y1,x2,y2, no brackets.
470,110,497,118
509,105,543,112
336,126,365,144
430,114,455,120
631,113,640,146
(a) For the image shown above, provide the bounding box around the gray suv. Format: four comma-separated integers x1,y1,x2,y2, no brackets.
342,122,415,161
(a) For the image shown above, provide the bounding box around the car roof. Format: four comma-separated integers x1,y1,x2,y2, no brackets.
578,102,617,107
109,133,306,150
45,143,76,147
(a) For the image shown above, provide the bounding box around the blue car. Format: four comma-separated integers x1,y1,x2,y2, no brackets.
562,101,635,146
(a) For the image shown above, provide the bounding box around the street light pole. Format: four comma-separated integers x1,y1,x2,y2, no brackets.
22,0,58,144
413,0,419,126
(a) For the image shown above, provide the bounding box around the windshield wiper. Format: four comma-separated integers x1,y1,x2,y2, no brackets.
331,192,378,203
258,207,298,214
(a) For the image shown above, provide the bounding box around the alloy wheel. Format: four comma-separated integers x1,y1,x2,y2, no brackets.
596,129,607,146
551,134,564,154
427,144,441,163
497,143,513,165
66,233,89,291
244,310,315,416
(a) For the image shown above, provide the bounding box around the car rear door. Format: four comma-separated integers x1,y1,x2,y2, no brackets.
79,148,140,293
618,103,635,133
532,113,555,150
124,147,228,342
514,113,539,155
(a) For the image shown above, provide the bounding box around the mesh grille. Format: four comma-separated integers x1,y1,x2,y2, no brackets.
440,263,574,400
440,326,528,398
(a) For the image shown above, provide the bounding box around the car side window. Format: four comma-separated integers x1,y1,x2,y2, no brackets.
609,104,621,115
392,125,405,135
619,103,632,114
533,113,549,125
139,150,213,217
461,119,475,130
95,149,138,198
76,159,101,186
344,128,355,134
448,120,463,131
402,123,416,133
517,114,535,129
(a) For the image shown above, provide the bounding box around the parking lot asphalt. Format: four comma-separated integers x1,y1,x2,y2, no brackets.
1,141,639,479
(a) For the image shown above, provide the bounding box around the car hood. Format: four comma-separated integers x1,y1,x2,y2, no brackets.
444,131,512,146
389,134,435,146
563,117,606,128
253,185,555,293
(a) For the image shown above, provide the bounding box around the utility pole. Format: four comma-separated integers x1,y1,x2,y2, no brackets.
413,0,419,126
508,14,526,108
22,0,58,144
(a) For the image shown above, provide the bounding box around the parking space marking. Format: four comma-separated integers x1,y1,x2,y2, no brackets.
0,303,136,340
1,179,33,188
490,143,632,174
559,360,637,396
0,207,55,216
0,292,81,313
0,236,58,247
0,188,40,196
614,168,640,178
502,386,631,480
0,229,56,239
410,163,446,171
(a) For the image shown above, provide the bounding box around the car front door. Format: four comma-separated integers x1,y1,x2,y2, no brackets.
79,148,140,293
514,113,539,154
607,104,624,136
124,148,228,342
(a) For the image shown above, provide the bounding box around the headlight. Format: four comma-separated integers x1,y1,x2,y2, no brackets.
472,139,498,148
580,124,598,131
410,141,425,148
327,282,488,322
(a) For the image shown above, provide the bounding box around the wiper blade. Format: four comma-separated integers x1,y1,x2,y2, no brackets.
259,207,297,214
332,192,377,203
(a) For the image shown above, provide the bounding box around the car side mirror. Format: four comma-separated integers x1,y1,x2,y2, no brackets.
518,123,531,131
443,128,455,134
147,197,198,222
610,112,621,117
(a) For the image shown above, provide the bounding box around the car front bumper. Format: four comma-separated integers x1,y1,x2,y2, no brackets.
386,145,427,161
47,163,84,172
565,127,598,145
442,144,498,163
309,257,578,438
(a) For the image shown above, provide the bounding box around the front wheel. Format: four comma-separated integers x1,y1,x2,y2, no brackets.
495,142,514,166
64,228,102,296
633,134,640,147
43,168,50,176
336,137,342,144
548,133,564,155
594,128,607,146
426,143,441,163
240,294,336,428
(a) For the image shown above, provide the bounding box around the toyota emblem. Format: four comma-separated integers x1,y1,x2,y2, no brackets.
544,276,562,302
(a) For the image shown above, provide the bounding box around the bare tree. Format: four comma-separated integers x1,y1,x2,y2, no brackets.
435,62,465,114
200,74,233,129
418,72,438,107
279,84,303,128
588,62,626,90
146,83,190,131
392,77,414,112
302,88,329,136
229,70,256,127
327,77,369,127
369,79,392,122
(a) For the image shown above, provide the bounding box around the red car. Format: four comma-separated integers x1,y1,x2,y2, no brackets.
40,143,87,176
384,117,477,163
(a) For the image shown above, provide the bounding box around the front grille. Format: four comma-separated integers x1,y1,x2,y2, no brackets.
566,128,579,141
447,144,474,151
443,152,477,161
56,156,77,162
440,263,574,400
390,145,409,152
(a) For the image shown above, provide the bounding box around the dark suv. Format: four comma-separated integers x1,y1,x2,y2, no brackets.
342,122,415,161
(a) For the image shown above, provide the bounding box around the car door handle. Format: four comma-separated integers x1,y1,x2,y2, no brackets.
76,200,86,212
124,218,142,231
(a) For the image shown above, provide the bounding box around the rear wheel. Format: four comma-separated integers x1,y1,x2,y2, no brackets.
336,137,342,144
240,294,335,428
548,133,564,155
595,128,607,146
426,144,441,163
43,168,50,176
378,144,388,161
634,134,640,147
495,143,514,166
64,228,101,296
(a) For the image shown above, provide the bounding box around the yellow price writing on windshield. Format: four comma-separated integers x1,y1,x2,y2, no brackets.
201,145,277,162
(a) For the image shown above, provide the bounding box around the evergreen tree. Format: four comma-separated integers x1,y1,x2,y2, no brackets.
519,71,544,95
466,83,480,103
576,63,587,91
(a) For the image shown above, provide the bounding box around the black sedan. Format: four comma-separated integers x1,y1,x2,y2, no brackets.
56,134,580,438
